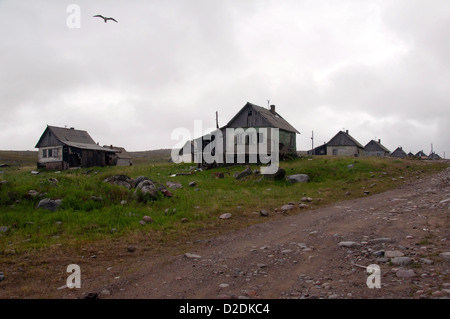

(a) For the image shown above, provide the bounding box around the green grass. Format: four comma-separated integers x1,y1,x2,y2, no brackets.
0,156,448,253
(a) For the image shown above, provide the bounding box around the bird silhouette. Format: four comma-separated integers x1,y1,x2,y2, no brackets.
93,15,118,23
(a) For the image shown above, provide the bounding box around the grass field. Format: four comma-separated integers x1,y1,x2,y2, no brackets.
0,154,448,255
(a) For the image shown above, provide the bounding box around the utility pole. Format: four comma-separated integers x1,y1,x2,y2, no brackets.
311,131,314,153
215,111,219,129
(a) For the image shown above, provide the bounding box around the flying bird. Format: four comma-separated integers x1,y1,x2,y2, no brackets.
93,15,118,23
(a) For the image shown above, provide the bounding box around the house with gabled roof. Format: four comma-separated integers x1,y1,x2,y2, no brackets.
222,102,300,160
364,139,390,157
35,125,118,170
415,150,428,159
390,146,407,158
326,130,364,157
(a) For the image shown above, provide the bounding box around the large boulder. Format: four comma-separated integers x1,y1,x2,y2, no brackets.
36,198,62,212
103,175,134,189
134,180,159,202
286,174,310,183
263,167,286,180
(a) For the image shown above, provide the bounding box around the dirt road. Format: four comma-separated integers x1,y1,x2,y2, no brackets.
78,166,449,300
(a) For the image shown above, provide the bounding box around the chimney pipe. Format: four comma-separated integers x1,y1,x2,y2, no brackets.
270,105,276,114
345,130,349,134
378,139,381,143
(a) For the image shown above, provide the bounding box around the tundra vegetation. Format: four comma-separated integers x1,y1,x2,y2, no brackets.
0,153,447,255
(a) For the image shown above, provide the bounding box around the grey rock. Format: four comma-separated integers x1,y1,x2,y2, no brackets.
133,176,151,186
260,210,269,217
0,226,8,233
373,250,385,257
103,175,134,189
281,204,295,212
235,168,253,180
420,258,434,265
368,238,394,244
219,213,232,220
396,269,416,278
36,198,62,212
138,220,146,226
439,252,450,261
184,253,201,259
338,241,360,248
127,246,136,252
28,190,40,197
142,216,153,223
188,181,197,187
301,197,313,202
391,257,412,266
166,181,183,189
286,174,310,183
0,272,4,282
385,250,404,258
90,196,103,202
134,180,159,202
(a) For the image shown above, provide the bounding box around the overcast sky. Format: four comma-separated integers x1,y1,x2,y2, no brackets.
1,0,449,157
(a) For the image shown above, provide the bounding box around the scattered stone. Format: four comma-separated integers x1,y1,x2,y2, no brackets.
166,181,183,189
103,175,134,189
364,191,370,195
260,210,269,217
219,213,232,220
188,181,197,187
299,203,309,209
181,217,189,223
391,257,412,266
138,220,146,226
134,180,159,202
0,272,4,282
373,250,385,257
36,198,62,212
286,174,310,183
184,253,201,259
384,250,404,258
127,246,136,252
219,283,229,288
31,171,40,175
90,196,103,202
439,252,450,261
235,168,253,180
142,216,153,223
301,197,313,202
396,269,416,278
281,204,295,212
0,226,8,233
420,258,434,265
338,241,360,248
368,238,393,244
48,178,58,184
28,190,40,197
120,200,127,205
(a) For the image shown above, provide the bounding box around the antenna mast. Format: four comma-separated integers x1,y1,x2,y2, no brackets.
215,111,219,129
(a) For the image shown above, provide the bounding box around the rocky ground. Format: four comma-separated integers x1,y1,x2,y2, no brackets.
80,166,449,300
1,166,449,301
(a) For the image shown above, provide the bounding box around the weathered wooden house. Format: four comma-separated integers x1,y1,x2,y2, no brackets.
221,102,300,161
176,102,300,164
363,139,390,157
390,146,407,158
35,125,118,170
326,130,364,157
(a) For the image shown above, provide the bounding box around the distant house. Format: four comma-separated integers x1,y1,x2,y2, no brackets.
390,146,407,158
326,130,364,157
35,125,118,170
415,150,428,159
364,139,390,157
428,152,442,160
307,143,328,155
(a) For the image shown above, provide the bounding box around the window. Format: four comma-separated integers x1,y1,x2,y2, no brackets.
48,149,53,158
53,148,58,158
290,134,295,146
42,149,47,158
332,149,338,155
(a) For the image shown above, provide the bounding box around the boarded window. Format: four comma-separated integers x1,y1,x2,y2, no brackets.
42,149,47,158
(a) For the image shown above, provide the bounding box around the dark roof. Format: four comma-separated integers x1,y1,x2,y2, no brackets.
364,140,390,153
415,150,427,157
391,147,407,157
36,125,116,152
327,131,364,148
225,102,300,134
